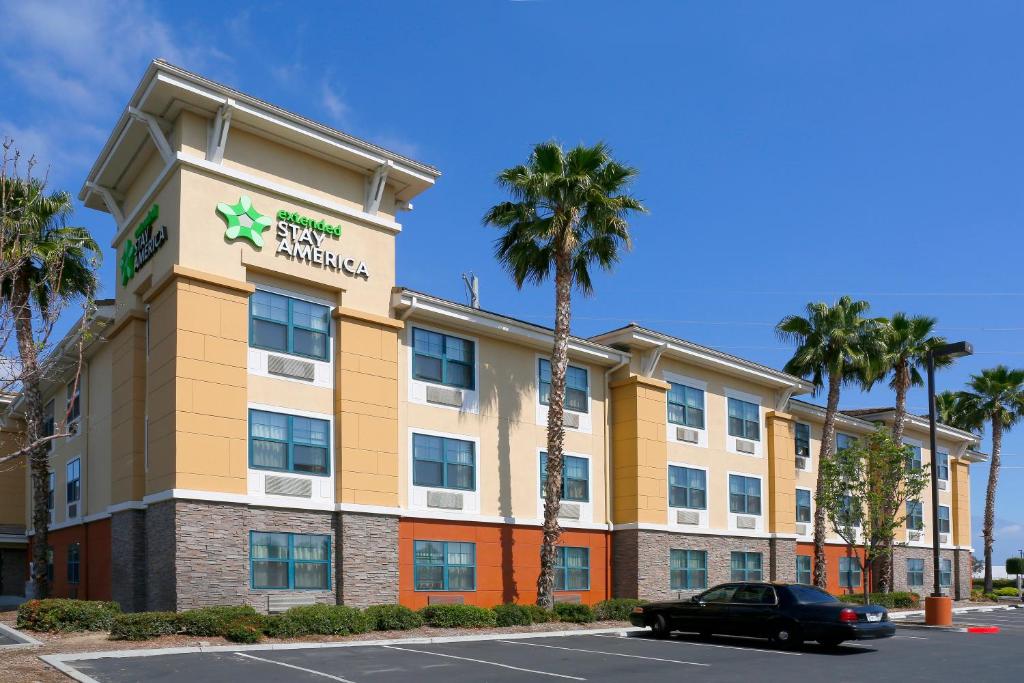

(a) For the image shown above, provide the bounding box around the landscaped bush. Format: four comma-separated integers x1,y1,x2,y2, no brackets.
363,604,423,631
523,604,557,624
225,619,263,644
552,603,595,624
110,612,180,641
994,587,1022,597
17,599,121,632
492,603,534,627
838,592,919,609
264,604,370,637
973,578,1017,590
179,605,262,637
418,604,497,628
593,598,646,622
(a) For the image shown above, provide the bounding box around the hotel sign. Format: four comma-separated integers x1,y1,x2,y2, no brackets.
120,204,168,286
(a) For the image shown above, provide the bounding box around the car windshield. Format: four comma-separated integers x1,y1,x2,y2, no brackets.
787,585,839,604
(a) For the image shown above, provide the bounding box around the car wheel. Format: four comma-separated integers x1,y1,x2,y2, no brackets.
650,615,671,639
818,637,844,649
769,623,803,649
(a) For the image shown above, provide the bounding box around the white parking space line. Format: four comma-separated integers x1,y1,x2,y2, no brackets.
592,633,802,656
498,639,709,667
894,635,929,640
235,653,358,682
380,644,586,680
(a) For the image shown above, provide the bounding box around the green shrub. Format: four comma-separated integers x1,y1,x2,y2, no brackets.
17,599,121,632
593,599,646,622
267,604,370,637
974,578,1017,590
837,592,919,609
523,604,556,624
418,604,497,628
1006,557,1024,576
363,604,423,631
492,603,533,627
109,612,180,641
225,619,263,644
179,605,261,637
994,587,1022,597
552,603,595,624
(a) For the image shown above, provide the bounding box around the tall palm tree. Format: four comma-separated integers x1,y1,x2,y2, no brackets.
935,390,982,433
1,178,99,598
960,366,1024,593
484,141,645,608
776,296,882,589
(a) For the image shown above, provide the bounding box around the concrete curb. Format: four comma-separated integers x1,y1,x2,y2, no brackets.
40,625,645,682
0,621,44,648
888,605,1015,621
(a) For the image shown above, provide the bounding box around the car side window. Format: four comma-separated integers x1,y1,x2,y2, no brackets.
732,585,775,604
700,585,736,603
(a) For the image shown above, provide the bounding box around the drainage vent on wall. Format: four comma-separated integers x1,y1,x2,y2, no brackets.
265,475,313,498
268,354,316,381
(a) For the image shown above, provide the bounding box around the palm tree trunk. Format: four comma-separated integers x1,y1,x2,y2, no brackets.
537,247,572,609
813,373,842,589
983,415,1002,594
12,279,49,598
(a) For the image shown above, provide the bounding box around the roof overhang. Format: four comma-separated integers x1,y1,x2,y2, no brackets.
844,408,981,445
392,289,630,368
964,449,989,464
591,325,814,394
787,400,878,434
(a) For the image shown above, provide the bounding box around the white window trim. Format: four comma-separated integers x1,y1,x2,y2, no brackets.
246,283,335,389
406,324,480,414
65,456,82,520
794,422,813,472
726,470,764,533
407,428,481,515
724,388,763,457
666,460,709,530
937,450,950,481
535,354,593,434
795,486,814,537
535,447,593,524
245,402,336,505
663,371,708,448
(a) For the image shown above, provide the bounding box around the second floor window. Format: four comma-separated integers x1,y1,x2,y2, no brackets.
907,445,923,471
839,556,861,589
250,290,330,360
795,422,811,457
937,451,950,480
46,472,55,516
729,474,761,515
840,495,861,528
539,359,588,413
413,434,475,490
938,505,951,534
907,501,924,531
43,400,55,451
540,453,589,502
836,433,857,452
667,383,704,429
249,410,330,476
67,384,81,426
412,328,474,389
796,489,812,523
727,398,760,440
668,465,706,510
66,458,81,507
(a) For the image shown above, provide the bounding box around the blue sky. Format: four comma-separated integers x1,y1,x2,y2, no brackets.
2,1,1023,564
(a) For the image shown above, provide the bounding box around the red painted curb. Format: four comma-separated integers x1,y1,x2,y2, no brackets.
967,626,1000,634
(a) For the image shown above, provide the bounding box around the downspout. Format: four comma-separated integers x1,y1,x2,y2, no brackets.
603,353,629,599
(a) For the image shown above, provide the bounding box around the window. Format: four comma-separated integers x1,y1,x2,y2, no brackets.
796,489,812,523
795,422,810,457
250,290,330,360
540,453,588,502
907,501,924,531
43,400,55,451
727,398,760,440
667,383,704,429
46,547,53,583
907,559,925,587
412,327,474,389
67,543,80,585
729,475,761,515
668,466,706,510
555,546,590,591
670,549,707,590
836,433,856,451
46,472,55,519
907,444,923,470
939,558,952,587
840,495,861,527
249,410,330,476
250,532,330,590
66,384,81,426
839,556,861,589
413,541,476,591
413,434,475,490
796,555,812,584
731,551,762,581
937,451,950,480
938,505,951,534
66,458,80,516
539,359,588,413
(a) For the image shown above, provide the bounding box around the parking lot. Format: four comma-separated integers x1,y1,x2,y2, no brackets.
51,609,1024,682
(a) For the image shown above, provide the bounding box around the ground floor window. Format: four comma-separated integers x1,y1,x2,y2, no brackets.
414,541,476,591
839,556,861,589
939,558,952,587
795,555,812,584
46,547,53,583
555,546,590,591
67,543,80,585
250,531,331,590
670,549,707,590
907,558,925,587
730,551,762,581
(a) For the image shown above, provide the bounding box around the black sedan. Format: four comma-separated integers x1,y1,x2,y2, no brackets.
629,582,895,648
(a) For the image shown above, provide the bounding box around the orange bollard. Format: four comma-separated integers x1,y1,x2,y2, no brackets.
924,595,953,626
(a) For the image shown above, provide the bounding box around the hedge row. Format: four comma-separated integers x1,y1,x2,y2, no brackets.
22,598,639,643
837,592,920,609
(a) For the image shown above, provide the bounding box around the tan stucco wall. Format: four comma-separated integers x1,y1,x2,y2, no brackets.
610,375,667,525
110,315,147,504
0,428,26,529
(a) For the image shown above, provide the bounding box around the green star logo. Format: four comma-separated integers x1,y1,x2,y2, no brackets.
217,195,272,248
120,240,136,286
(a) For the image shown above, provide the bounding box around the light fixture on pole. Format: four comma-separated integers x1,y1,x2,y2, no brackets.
925,340,972,626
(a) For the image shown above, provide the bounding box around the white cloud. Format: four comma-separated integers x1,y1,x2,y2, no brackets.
320,81,351,126
371,134,422,160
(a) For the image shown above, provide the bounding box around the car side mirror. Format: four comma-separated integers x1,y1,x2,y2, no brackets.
691,596,704,604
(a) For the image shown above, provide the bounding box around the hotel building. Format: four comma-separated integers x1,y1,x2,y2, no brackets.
0,61,986,611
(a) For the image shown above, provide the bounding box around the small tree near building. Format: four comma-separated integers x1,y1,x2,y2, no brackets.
818,427,930,604
1007,557,1024,601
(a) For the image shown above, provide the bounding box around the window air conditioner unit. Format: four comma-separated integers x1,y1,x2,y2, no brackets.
938,479,948,491
563,412,580,429
909,531,922,542
67,503,78,519
795,456,808,470
427,490,464,510
426,386,464,408
796,523,809,536
558,503,581,520
736,516,757,529
677,427,699,443
939,533,949,545
736,439,756,454
676,510,700,525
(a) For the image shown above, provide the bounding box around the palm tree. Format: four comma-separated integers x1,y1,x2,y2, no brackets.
1,178,99,598
484,141,645,608
960,366,1024,593
935,390,982,433
776,296,882,589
